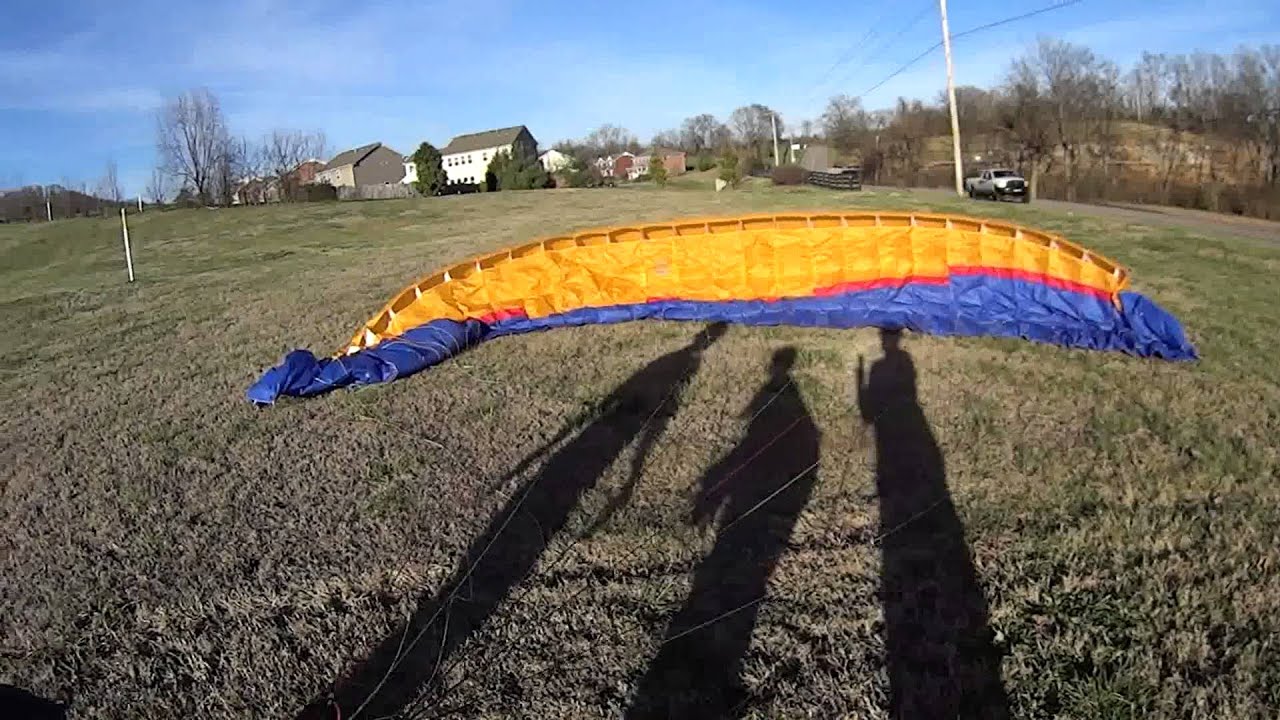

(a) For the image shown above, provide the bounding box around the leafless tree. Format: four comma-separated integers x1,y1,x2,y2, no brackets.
262,130,326,201
145,168,169,205
650,129,681,151
679,114,730,155
156,88,231,205
730,104,781,161
583,124,638,157
821,95,869,158
98,160,122,203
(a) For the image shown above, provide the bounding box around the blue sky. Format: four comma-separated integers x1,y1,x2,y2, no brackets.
2,0,1277,196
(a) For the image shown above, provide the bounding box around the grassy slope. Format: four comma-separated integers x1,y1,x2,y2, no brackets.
2,184,1279,718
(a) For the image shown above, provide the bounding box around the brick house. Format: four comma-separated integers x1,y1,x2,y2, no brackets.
631,150,687,179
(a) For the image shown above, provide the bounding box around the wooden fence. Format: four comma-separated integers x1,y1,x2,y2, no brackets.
338,184,419,201
806,168,862,191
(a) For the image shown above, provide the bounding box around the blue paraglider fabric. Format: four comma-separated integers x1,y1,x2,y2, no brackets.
246,276,1196,404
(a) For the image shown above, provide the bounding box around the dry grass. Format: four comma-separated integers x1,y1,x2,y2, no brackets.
2,185,1279,719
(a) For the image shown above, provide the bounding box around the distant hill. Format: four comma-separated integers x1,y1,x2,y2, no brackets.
0,186,122,222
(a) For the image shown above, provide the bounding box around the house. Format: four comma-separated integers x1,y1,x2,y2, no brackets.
293,159,323,184
315,142,406,187
595,152,634,179
440,126,538,185
538,149,572,173
232,177,267,205
630,150,687,180
402,156,418,185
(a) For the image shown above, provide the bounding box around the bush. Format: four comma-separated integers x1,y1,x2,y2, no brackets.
772,164,807,186
634,173,651,183
411,142,446,196
650,153,668,187
299,182,337,202
695,153,716,172
737,154,762,179
485,151,550,191
718,151,740,187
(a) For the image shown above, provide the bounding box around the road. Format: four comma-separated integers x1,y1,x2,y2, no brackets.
868,185,1280,245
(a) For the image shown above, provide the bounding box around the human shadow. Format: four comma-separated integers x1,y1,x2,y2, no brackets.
0,685,66,720
307,323,727,720
857,329,1009,719
625,347,820,719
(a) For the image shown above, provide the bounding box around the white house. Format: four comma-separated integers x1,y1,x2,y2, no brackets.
402,156,417,185
538,149,572,173
440,125,538,185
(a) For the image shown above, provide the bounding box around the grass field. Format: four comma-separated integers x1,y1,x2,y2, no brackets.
3,182,1280,719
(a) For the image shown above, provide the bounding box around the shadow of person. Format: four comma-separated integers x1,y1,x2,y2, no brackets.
625,347,820,720
307,323,728,720
857,328,1009,719
0,685,66,720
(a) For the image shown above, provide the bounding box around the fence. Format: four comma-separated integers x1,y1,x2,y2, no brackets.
807,167,862,191
337,184,419,201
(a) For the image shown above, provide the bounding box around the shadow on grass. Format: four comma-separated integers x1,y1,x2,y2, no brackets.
0,685,65,719
857,329,1009,719
304,323,727,720
624,347,820,719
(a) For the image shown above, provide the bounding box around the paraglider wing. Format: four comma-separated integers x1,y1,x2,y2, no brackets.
248,211,1195,404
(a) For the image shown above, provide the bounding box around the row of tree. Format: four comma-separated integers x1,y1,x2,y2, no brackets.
153,88,327,206
552,40,1278,216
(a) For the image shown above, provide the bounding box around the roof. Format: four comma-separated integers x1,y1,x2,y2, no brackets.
441,126,528,155
323,142,382,170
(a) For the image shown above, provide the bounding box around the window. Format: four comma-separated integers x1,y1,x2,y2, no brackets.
992,170,1014,178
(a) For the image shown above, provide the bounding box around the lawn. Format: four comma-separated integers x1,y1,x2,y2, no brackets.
2,182,1279,719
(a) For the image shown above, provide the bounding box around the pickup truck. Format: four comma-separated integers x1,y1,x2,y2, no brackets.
964,169,1029,203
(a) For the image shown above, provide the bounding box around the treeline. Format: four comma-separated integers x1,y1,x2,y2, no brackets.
853,39,1280,217
154,88,327,206
561,39,1280,219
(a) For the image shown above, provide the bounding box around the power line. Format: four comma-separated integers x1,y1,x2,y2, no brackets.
852,0,1086,102
807,0,935,100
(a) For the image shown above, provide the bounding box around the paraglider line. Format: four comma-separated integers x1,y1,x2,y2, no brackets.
661,596,767,645
378,336,712,717
719,461,820,535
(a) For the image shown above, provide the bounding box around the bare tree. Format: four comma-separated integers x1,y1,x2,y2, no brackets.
156,88,231,205
999,62,1056,199
98,160,122,203
730,104,781,161
1011,39,1118,201
821,94,869,158
650,129,681,151
679,114,730,155
262,129,326,201
583,124,638,157
146,168,169,205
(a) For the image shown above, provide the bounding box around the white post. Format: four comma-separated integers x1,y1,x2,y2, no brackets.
46,198,52,221
771,113,781,167
120,208,135,282
138,196,143,213
939,0,965,196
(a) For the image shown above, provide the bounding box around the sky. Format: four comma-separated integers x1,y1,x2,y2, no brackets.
2,0,1277,197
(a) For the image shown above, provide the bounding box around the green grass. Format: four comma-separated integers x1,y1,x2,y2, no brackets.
2,185,1279,718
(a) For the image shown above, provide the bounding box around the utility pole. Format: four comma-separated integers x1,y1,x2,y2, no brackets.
939,0,964,196
771,112,781,167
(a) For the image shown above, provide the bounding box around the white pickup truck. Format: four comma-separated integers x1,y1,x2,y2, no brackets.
964,169,1030,203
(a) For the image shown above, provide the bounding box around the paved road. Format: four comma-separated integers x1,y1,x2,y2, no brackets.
867,185,1280,245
